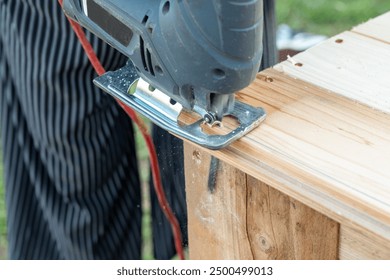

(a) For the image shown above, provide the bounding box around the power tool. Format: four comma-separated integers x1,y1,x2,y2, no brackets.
62,0,266,149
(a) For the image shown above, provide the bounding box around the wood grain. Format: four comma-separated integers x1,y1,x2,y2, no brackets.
352,11,390,43
182,12,390,259
185,144,339,259
184,144,253,259
274,31,390,113
182,67,390,242
246,176,339,259
339,225,390,259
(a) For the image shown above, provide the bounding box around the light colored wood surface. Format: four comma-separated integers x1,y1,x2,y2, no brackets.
339,225,390,259
183,13,390,259
274,31,390,113
184,144,339,259
184,67,390,241
353,11,390,43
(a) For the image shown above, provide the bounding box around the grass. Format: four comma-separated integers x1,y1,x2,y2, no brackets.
276,0,390,36
134,125,154,260
0,0,390,259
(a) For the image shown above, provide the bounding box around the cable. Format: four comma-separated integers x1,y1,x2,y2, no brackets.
58,0,184,260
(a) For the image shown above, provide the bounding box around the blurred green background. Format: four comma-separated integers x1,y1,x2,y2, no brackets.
1,0,390,260
277,0,390,36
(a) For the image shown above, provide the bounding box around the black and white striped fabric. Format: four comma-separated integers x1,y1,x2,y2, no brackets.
0,0,185,260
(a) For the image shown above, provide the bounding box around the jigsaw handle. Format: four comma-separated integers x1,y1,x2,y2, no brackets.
179,0,263,60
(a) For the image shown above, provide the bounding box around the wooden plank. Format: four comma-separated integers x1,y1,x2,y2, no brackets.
246,176,339,259
339,225,390,259
274,31,390,113
181,66,390,242
184,144,253,259
184,144,339,259
352,11,390,43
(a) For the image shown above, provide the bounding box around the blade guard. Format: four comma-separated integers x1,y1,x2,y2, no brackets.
94,63,266,150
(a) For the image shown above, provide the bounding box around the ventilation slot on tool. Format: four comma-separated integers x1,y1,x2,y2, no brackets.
146,49,155,76
142,15,149,25
140,36,148,72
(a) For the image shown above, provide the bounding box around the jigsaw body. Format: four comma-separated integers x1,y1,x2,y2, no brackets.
63,0,266,149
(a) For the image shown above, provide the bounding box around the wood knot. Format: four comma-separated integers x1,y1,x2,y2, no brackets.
295,222,305,233
259,235,272,253
258,74,274,82
291,201,297,209
192,150,202,164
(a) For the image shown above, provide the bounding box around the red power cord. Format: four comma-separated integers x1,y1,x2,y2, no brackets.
58,0,184,260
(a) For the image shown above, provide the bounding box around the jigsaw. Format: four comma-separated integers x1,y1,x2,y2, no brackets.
62,0,266,149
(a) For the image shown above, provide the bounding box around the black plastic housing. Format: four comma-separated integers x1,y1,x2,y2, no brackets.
63,0,264,119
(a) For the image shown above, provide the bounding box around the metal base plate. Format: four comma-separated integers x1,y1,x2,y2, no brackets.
94,63,266,150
